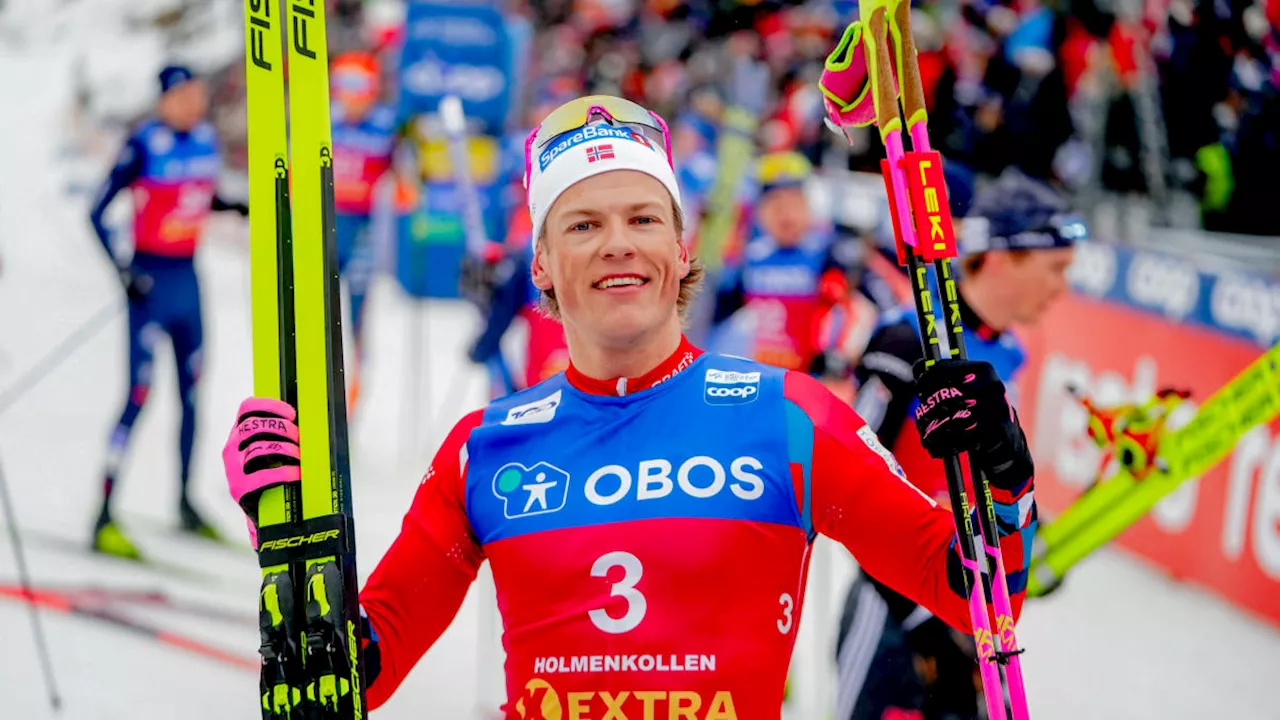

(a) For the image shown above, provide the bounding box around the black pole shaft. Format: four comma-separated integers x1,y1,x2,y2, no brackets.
0,302,119,416
901,251,991,598
933,259,1008,576
0,455,62,712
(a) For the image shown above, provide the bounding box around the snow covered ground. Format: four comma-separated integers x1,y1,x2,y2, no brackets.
2,7,1279,720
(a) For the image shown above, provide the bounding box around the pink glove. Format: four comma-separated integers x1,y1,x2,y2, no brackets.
222,397,301,548
819,21,897,129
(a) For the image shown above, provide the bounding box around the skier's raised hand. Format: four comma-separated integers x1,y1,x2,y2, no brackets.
221,397,301,546
912,358,1033,489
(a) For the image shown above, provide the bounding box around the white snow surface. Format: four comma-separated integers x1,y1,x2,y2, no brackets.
2,11,1279,720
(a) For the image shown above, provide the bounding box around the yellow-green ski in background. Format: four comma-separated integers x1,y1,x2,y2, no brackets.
1029,342,1280,596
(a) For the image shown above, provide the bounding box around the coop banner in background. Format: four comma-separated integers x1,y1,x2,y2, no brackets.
397,1,513,132
1066,240,1280,348
1017,241,1280,628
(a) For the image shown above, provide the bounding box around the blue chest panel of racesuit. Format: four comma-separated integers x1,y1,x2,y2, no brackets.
464,355,803,546
134,119,221,182
130,119,221,262
740,233,831,299
331,104,397,167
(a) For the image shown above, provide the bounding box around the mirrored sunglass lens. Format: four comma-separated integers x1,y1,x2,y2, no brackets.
535,97,659,148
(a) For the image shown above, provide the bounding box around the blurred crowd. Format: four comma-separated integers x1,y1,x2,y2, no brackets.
196,0,1280,235
398,0,1277,236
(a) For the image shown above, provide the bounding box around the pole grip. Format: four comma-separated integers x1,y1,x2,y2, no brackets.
867,10,901,138
893,1,928,130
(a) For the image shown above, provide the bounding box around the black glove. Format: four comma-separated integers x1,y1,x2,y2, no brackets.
912,358,1033,491
211,195,250,217
117,265,152,302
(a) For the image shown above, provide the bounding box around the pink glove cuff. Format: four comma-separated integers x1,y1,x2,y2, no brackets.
820,22,875,128
820,21,900,129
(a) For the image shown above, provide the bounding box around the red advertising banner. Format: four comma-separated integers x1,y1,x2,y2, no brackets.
1016,294,1280,627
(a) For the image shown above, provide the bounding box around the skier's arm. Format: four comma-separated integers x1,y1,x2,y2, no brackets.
89,136,145,261
818,236,854,305
785,371,1034,633
468,257,526,364
359,410,486,709
851,320,923,445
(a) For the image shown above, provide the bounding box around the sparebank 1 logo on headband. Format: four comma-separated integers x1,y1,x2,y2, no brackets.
538,125,652,171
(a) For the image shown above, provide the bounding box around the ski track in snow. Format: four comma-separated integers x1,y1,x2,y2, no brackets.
2,12,1279,720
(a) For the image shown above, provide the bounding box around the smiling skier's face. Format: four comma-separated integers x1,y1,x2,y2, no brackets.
532,170,689,352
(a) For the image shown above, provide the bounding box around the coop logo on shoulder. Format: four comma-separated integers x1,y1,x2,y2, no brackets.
493,462,571,519
704,369,761,406
502,390,562,426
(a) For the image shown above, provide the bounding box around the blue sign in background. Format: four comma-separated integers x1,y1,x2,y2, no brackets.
397,1,513,133
395,181,508,299
1065,240,1280,348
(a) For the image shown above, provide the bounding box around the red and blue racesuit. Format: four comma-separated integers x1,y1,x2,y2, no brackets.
331,102,397,339
711,230,852,374
354,337,1034,718
89,118,243,519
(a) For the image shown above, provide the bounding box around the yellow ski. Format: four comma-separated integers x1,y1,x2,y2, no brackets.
245,0,303,715
245,0,365,716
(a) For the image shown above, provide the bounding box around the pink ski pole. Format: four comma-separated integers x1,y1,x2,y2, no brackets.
821,11,1015,720
887,3,1032,716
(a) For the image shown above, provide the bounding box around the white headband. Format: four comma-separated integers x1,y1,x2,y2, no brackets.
526,121,683,244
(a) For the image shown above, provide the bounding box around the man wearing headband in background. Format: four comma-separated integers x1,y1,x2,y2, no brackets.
834,168,1083,720
222,96,1038,717
88,64,247,559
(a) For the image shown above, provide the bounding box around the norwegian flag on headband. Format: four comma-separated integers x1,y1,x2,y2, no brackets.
585,144,616,163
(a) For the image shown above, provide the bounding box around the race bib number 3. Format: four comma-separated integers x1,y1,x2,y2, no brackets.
589,551,647,634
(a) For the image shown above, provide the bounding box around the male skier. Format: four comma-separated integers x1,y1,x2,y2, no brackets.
90,64,247,557
224,96,1039,719
710,150,861,378
328,49,403,408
